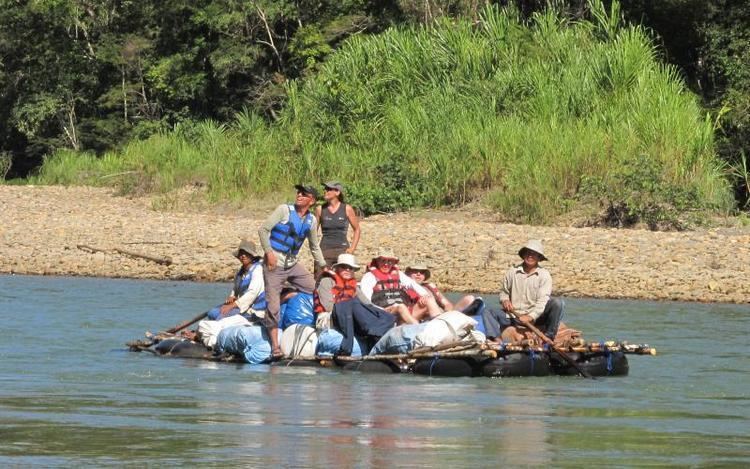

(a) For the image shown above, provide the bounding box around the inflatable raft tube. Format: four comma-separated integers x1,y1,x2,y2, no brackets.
549,351,629,376
340,360,402,374
152,338,214,359
274,358,322,367
411,357,482,377
480,352,552,377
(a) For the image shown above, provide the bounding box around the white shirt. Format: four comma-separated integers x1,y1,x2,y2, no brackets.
231,263,265,314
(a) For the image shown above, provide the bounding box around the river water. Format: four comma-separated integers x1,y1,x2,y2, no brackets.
0,274,747,466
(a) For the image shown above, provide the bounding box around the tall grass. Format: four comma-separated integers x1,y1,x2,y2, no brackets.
35,0,734,224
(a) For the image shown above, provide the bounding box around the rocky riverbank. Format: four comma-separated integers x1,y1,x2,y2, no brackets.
1,185,748,303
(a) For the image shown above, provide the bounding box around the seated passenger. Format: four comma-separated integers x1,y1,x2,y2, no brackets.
313,253,360,329
313,253,402,355
182,239,266,346
404,261,476,313
483,239,564,345
359,249,440,322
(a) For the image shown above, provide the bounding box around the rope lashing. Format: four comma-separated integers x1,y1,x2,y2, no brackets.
429,353,440,377
601,341,614,374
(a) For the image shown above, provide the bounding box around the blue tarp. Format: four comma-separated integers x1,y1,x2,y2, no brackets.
215,325,271,364
279,292,314,329
316,329,364,357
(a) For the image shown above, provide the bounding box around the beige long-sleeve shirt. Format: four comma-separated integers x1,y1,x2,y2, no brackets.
498,264,552,320
259,204,326,269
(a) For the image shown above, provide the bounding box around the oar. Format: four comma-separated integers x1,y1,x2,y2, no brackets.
506,310,594,379
164,311,209,334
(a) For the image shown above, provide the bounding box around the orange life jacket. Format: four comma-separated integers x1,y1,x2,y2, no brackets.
313,271,358,314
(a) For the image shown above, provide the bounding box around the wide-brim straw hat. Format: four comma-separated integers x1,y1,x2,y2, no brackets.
372,248,399,263
332,253,360,270
518,239,547,261
405,261,431,280
234,239,262,259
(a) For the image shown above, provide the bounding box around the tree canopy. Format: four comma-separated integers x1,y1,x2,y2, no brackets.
1,0,749,208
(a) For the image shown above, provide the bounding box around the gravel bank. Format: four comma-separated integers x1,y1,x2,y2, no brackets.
1,185,748,303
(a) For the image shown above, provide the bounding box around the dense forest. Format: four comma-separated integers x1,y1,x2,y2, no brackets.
1,1,748,224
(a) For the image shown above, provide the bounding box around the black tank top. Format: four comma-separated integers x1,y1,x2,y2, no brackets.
320,203,349,249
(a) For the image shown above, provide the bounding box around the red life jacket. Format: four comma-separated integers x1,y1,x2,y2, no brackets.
369,266,406,307
313,271,358,314
404,282,442,307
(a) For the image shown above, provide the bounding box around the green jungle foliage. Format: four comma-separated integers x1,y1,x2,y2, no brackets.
35,2,734,226
2,1,749,212
618,0,750,208
0,0,399,176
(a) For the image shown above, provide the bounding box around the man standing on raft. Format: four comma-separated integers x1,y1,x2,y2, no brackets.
259,184,327,360
483,239,564,344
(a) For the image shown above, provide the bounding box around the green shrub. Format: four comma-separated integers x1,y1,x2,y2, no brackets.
579,155,704,230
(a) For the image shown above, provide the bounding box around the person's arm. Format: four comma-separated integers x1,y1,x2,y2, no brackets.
316,277,336,312
314,205,322,235
235,266,265,313
226,288,237,304
345,204,361,253
306,217,327,267
359,272,376,301
399,272,428,296
356,286,373,305
431,284,453,310
528,271,552,320
259,205,288,269
499,268,513,312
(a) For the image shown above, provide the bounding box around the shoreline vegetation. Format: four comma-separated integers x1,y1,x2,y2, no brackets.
31,4,735,230
3,4,748,304
1,185,748,305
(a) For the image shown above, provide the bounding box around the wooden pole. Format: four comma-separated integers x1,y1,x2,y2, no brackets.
506,310,594,379
164,311,209,334
331,348,497,362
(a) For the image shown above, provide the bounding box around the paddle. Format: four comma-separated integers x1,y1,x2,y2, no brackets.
505,310,594,379
164,311,209,334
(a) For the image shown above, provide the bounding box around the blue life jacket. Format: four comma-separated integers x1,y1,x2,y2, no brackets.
234,262,267,311
269,204,313,256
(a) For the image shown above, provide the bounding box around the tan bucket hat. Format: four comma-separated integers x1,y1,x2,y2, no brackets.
372,248,399,263
234,239,262,259
518,239,547,261
332,253,360,271
405,261,431,280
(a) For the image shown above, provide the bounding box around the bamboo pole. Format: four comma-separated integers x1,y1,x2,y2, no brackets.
506,310,594,379
330,348,497,362
485,342,657,355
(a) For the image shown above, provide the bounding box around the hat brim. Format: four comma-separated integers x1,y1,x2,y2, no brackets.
406,267,431,280
333,263,360,271
519,248,547,261
374,256,399,263
235,249,260,259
